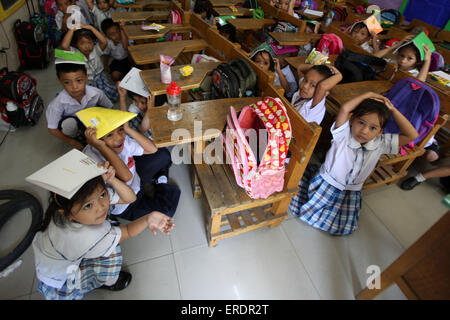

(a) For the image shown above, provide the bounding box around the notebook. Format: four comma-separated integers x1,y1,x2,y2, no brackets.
119,67,150,98
26,149,106,199
54,49,86,65
304,9,323,17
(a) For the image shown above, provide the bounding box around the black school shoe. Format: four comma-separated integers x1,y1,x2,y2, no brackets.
100,271,132,291
400,177,421,191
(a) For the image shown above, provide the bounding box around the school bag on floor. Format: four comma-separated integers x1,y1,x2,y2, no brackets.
211,58,257,99
315,33,343,55
222,97,292,199
334,49,386,83
0,69,44,127
384,78,440,151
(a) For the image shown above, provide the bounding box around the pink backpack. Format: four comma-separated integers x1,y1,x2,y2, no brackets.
168,10,182,41
315,33,343,55
222,97,292,199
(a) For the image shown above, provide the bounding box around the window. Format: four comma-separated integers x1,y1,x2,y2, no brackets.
0,0,26,22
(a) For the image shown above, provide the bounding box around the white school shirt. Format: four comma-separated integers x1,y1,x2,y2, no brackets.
103,39,129,60
408,69,419,77
55,6,88,31
70,45,104,81
274,65,298,99
91,6,113,30
32,187,121,289
83,135,144,214
320,120,399,191
360,41,374,54
46,85,113,129
290,91,326,125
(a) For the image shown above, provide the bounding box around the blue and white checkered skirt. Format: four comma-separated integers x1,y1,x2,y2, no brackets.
90,72,119,103
289,165,362,235
37,246,122,300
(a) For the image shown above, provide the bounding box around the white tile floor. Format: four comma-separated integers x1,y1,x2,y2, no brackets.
0,63,448,300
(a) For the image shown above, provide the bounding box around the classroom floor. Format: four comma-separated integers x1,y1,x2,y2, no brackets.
0,62,448,300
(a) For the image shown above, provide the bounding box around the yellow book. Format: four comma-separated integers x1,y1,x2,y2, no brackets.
76,107,137,139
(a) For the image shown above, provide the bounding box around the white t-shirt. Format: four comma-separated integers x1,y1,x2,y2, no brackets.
274,65,298,99
32,187,121,289
408,69,420,77
291,91,326,125
360,41,374,54
320,120,399,191
83,135,144,214
91,6,113,30
70,44,104,80
55,6,88,31
103,39,128,60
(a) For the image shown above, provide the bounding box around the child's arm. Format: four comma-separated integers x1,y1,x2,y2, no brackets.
61,27,76,51
85,127,134,182
123,122,157,154
311,66,342,107
274,58,291,96
373,34,415,58
117,83,128,111
416,44,432,82
81,24,108,51
296,63,313,79
48,128,84,150
118,211,174,243
100,161,137,204
119,19,129,51
140,96,154,134
371,33,380,54
288,0,295,16
336,91,377,129
384,98,419,146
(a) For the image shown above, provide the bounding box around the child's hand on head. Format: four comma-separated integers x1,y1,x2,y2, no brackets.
117,82,127,97
401,34,414,44
274,58,281,72
99,161,116,183
146,95,155,110
119,19,126,29
423,44,432,61
85,127,105,148
147,211,175,235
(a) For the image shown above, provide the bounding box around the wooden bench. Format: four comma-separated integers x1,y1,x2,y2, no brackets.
268,32,321,46
212,7,252,17
123,23,192,41
112,10,170,23
115,0,171,11
208,0,244,7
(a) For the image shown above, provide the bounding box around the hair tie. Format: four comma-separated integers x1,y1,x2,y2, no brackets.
54,193,63,208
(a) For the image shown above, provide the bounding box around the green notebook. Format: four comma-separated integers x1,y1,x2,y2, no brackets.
409,32,436,60
216,15,236,26
54,49,86,65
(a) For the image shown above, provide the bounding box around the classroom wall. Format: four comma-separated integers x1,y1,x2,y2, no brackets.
369,0,404,10
0,0,39,71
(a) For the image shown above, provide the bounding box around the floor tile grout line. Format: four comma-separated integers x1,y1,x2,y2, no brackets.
171,253,184,300
280,220,323,300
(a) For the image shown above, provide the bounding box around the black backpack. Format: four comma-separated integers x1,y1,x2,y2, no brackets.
211,58,258,99
0,69,44,127
381,9,401,25
335,49,387,84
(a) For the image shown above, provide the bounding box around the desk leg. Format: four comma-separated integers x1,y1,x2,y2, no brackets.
191,140,205,199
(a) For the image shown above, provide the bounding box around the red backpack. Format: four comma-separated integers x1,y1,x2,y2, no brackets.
315,33,343,55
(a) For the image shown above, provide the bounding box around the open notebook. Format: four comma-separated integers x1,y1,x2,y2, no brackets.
26,149,106,199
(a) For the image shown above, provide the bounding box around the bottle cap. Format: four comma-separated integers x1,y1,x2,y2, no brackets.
166,81,181,95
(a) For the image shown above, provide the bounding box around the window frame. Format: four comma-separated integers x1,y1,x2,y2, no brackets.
0,0,27,22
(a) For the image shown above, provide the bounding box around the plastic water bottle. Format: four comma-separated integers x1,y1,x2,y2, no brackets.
166,81,182,121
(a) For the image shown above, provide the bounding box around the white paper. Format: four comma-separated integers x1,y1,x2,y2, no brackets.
119,67,151,98
432,71,450,81
26,149,106,199
304,9,323,17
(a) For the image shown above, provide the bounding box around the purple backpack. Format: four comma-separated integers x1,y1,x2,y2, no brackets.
384,78,440,149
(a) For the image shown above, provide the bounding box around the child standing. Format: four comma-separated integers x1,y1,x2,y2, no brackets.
101,18,132,81
289,92,418,235
31,161,174,300
61,24,119,102
47,62,113,150
292,64,342,124
82,112,179,221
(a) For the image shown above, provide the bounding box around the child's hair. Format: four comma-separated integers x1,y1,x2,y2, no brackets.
308,65,334,79
40,176,106,231
101,18,119,35
127,90,144,101
305,22,315,33
216,23,237,43
71,28,98,47
56,63,87,78
351,98,392,129
351,22,369,35
252,51,275,72
397,43,423,68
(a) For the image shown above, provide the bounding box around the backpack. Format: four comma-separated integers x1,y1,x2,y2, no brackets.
211,58,257,99
429,51,445,72
167,10,182,41
0,69,44,127
272,21,297,33
14,19,51,70
381,9,401,25
222,97,292,199
384,78,440,150
31,13,60,49
315,33,343,55
334,49,386,83
354,5,365,15
331,7,347,22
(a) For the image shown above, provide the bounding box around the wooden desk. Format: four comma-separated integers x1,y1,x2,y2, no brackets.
268,32,321,46
296,9,324,21
147,97,261,147
285,55,337,70
209,0,243,7
124,24,191,40
115,0,170,10
111,10,169,23
140,62,222,95
213,7,251,17
228,18,276,31
129,39,208,65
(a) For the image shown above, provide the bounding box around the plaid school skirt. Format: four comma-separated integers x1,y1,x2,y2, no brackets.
90,72,119,103
37,246,122,300
289,165,362,235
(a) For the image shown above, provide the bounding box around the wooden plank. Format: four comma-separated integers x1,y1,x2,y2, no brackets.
213,7,251,17
123,24,192,41
228,18,276,31
112,10,169,22
209,0,244,7
227,213,242,231
115,0,170,10
240,210,255,226
254,207,267,223
193,161,225,213
268,32,321,46
210,163,241,209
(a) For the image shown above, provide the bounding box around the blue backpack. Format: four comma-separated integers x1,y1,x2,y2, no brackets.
384,78,440,148
381,9,401,25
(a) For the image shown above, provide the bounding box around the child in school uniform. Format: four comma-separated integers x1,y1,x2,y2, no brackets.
55,0,90,33
289,92,418,235
82,109,179,221
85,0,124,31
47,61,113,150
100,18,132,81
61,24,119,102
292,64,342,124
31,161,174,300
348,21,379,55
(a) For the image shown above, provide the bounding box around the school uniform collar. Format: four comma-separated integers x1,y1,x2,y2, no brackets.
348,135,381,151
60,86,97,105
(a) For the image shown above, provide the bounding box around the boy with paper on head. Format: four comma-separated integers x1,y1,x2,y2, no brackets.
348,15,383,55
46,49,113,151
78,107,180,222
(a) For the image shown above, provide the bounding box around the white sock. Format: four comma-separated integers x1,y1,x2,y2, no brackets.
157,175,168,184
415,173,426,182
